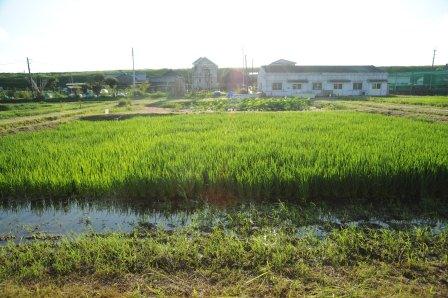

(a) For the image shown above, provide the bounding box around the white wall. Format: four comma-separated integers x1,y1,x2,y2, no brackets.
258,70,388,97
192,61,218,90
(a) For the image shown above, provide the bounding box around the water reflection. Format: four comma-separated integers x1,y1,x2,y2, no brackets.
1,199,447,243
0,200,192,243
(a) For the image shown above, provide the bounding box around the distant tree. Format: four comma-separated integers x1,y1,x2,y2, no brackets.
91,84,102,95
46,77,59,90
91,73,105,95
92,73,105,84
105,77,118,89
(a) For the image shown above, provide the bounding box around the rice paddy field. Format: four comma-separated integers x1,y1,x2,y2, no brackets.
1,96,448,296
1,110,447,203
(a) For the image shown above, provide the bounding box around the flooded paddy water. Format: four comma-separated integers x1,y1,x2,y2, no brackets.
0,201,192,243
0,200,447,244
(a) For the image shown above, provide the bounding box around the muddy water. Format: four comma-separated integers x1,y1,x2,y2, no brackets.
0,202,191,243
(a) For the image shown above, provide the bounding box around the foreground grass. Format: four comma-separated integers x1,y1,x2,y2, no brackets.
1,226,447,296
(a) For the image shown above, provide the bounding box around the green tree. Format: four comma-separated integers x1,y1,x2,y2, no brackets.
92,73,105,84
91,73,105,95
46,77,59,90
105,77,118,89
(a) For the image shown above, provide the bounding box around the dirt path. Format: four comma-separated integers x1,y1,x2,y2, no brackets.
0,102,117,135
145,106,176,114
337,101,448,122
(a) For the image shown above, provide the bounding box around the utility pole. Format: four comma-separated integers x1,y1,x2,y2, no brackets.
430,49,437,93
242,48,245,89
244,54,248,90
251,59,254,90
251,59,254,74
132,47,136,91
432,49,436,69
26,57,35,98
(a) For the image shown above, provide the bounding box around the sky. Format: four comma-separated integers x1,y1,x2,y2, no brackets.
0,0,447,73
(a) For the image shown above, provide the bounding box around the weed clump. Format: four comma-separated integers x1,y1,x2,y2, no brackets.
117,98,132,107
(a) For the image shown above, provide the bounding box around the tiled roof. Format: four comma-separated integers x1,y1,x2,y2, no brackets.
193,57,217,67
263,65,385,73
270,59,296,65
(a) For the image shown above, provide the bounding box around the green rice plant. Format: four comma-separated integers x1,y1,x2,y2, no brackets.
179,97,311,111
0,111,447,203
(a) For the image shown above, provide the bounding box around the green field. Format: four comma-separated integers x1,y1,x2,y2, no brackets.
0,99,154,134
0,102,107,120
372,95,448,107
1,110,447,203
1,97,448,296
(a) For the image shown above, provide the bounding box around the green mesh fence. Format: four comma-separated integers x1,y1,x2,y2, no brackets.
388,70,448,95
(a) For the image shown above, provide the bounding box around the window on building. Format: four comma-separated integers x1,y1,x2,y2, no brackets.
292,83,302,90
312,82,322,90
372,83,381,89
353,82,362,90
272,83,283,90
333,83,342,90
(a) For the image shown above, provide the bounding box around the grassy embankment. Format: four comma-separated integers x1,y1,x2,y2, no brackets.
1,226,447,296
1,202,448,296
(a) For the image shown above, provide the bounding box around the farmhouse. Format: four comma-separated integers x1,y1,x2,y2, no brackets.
147,70,185,92
192,57,218,90
258,59,388,97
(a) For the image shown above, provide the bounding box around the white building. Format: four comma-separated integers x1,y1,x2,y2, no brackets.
192,57,218,90
258,59,388,97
